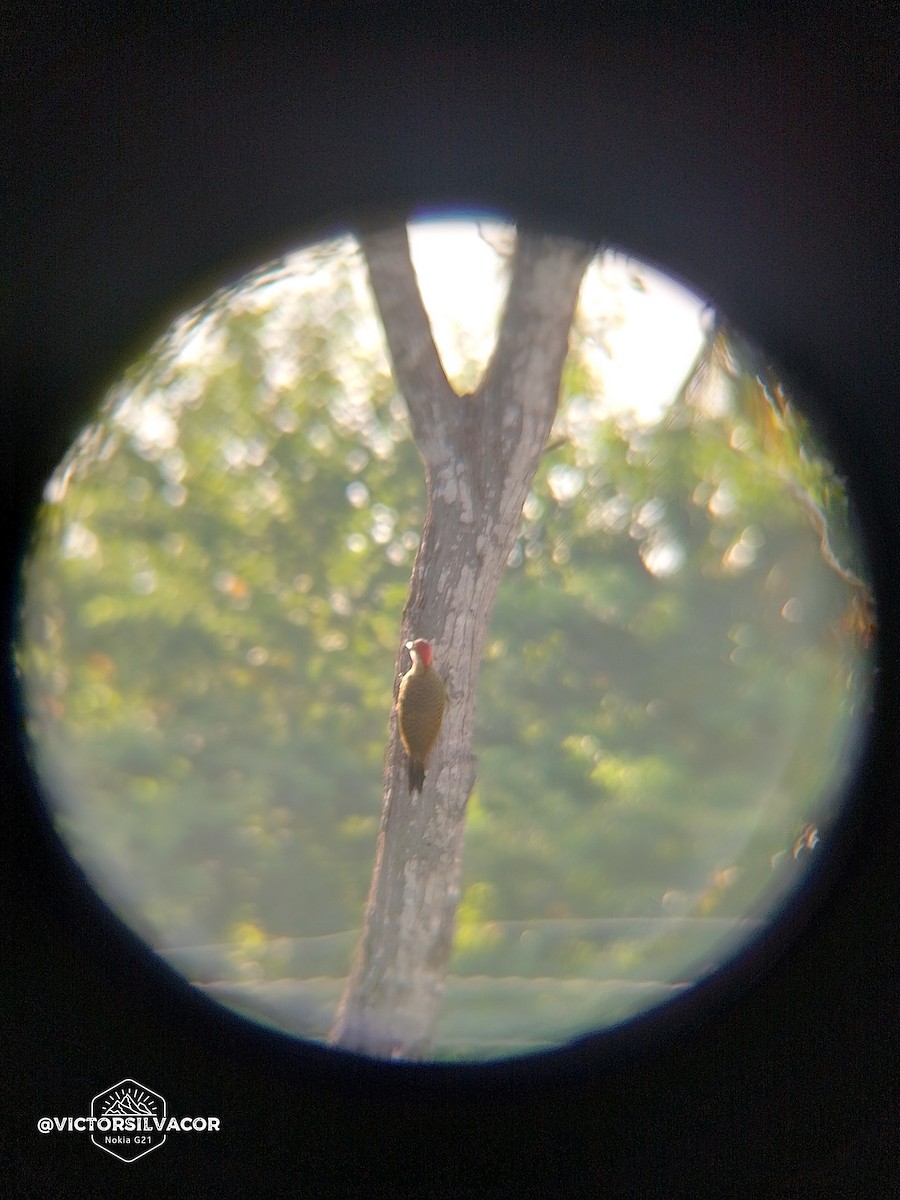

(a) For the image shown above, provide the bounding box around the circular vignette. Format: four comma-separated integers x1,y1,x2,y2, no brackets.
12,218,876,1066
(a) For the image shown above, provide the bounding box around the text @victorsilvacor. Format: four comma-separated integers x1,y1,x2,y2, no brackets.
38,1115,220,1133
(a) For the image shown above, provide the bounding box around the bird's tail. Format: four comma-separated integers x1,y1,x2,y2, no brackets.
408,761,425,794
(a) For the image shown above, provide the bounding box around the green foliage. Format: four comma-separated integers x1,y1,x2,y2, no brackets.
16,234,871,1055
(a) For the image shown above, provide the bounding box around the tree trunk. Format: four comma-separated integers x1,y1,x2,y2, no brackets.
329,224,593,1058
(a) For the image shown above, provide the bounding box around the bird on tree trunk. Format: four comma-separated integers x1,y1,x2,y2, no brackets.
397,638,447,794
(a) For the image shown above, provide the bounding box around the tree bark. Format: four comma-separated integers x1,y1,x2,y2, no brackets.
329,224,593,1058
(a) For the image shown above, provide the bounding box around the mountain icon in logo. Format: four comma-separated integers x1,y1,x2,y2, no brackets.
100,1084,159,1117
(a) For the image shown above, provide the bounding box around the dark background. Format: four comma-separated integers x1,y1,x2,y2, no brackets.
2,5,896,1197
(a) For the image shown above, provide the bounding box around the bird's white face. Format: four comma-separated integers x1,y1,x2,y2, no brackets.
407,638,433,667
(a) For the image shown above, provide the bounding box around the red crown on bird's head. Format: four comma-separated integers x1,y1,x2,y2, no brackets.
406,638,434,667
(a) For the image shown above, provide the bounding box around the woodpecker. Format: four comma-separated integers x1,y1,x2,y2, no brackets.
397,638,447,794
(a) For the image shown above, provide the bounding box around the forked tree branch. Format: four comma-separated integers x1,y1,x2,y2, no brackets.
330,223,593,1058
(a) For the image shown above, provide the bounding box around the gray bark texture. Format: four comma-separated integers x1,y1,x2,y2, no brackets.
329,224,593,1058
